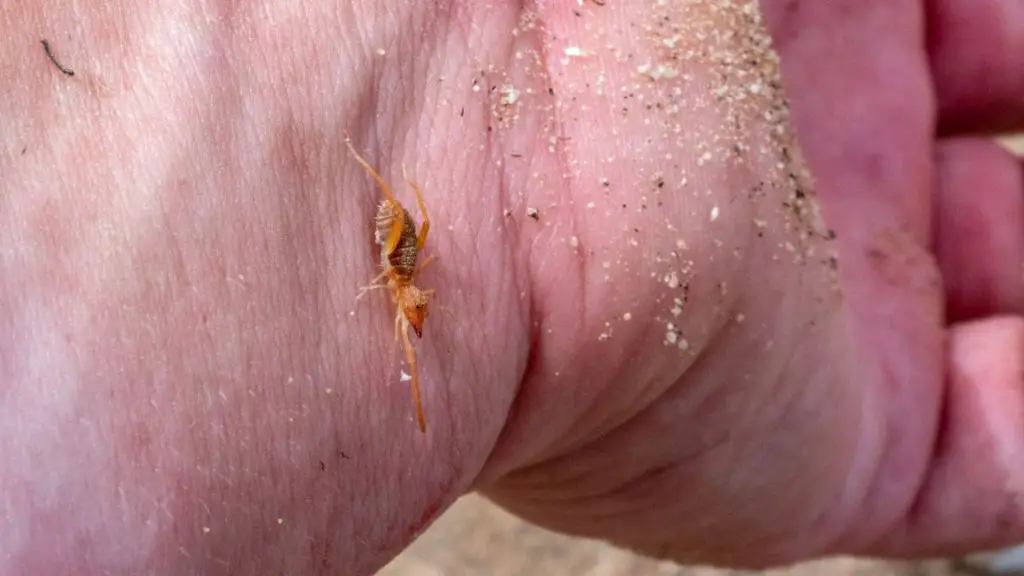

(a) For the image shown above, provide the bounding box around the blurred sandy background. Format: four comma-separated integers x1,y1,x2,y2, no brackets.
378,135,1024,576
379,494,965,576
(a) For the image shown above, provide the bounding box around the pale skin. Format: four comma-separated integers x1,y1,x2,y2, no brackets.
2,1,1024,575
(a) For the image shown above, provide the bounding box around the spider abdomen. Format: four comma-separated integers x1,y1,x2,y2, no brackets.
375,202,419,282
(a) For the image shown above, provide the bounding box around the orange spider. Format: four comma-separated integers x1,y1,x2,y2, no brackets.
348,141,435,433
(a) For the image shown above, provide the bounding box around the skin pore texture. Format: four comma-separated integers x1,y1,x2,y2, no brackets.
2,0,1024,575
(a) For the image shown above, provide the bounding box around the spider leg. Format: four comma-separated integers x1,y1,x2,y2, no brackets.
402,163,431,251
414,254,437,280
346,140,400,206
428,291,457,322
356,269,390,300
356,284,387,300
399,320,427,433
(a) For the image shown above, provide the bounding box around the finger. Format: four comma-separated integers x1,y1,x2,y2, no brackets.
928,0,1024,135
761,0,934,241
934,138,1024,322
863,316,1024,558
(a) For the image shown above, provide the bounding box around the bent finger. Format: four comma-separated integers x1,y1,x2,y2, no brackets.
928,0,1024,135
865,316,1024,557
933,138,1024,321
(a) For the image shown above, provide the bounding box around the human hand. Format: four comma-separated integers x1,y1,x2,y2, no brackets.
2,1,1022,575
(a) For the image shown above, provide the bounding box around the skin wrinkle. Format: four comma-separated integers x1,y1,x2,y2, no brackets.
467,165,530,462
895,367,953,537
474,24,591,476
490,8,614,466
491,375,731,505
489,311,755,505
736,349,848,551
503,441,781,561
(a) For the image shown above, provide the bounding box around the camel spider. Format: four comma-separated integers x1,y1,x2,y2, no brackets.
348,141,434,433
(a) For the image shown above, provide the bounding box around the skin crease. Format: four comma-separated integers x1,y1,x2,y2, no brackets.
1,1,1023,575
